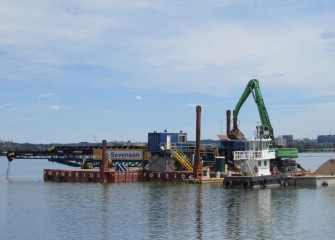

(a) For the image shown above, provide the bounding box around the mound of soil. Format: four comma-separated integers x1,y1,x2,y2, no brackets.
313,159,335,176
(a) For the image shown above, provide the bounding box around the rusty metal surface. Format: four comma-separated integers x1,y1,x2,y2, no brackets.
43,169,194,183
100,140,110,183
194,105,203,179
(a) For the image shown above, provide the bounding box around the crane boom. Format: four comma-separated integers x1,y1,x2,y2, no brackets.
229,79,298,160
231,79,273,140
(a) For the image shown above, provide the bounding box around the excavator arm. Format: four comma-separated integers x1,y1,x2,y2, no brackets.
228,79,299,161
230,79,274,140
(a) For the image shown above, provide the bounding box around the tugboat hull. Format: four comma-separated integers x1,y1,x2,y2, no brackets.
223,173,288,188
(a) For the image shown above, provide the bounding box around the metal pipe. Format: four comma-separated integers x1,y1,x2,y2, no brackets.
101,139,109,183
193,105,203,179
195,105,201,166
226,110,231,135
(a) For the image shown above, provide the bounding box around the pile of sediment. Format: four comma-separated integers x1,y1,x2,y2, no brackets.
313,159,335,176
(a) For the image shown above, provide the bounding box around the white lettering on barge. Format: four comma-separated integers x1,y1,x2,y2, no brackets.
107,150,143,160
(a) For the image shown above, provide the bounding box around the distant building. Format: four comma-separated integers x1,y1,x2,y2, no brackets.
282,135,293,145
275,135,294,147
301,138,315,143
317,135,335,144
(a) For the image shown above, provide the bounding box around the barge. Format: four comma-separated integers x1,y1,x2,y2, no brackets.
43,169,194,183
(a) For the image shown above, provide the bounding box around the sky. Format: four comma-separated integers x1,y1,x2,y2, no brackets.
1,0,335,144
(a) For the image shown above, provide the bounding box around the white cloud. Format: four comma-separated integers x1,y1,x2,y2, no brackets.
47,105,61,111
0,103,14,109
135,21,334,95
2,1,334,97
1,1,334,142
38,93,54,98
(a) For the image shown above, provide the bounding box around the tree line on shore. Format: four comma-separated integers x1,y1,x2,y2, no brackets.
1,139,334,156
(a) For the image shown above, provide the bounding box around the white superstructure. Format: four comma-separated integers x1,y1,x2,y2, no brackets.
233,138,275,177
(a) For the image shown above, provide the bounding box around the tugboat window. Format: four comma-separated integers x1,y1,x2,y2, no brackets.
179,134,186,143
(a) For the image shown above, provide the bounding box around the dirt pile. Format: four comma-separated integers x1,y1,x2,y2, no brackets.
313,159,335,176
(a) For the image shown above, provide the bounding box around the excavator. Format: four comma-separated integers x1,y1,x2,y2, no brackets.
228,79,301,172
229,79,273,141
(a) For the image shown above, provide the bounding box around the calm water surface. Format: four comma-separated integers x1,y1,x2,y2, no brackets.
1,153,335,240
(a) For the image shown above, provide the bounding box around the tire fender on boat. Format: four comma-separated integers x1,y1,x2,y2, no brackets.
242,180,250,188
224,179,233,188
281,181,287,187
260,179,267,188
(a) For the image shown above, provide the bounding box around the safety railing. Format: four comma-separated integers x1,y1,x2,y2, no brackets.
172,148,194,171
234,150,276,160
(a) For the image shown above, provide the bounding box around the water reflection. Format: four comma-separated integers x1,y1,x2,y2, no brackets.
221,188,299,239
254,189,272,239
101,184,110,240
2,153,335,240
146,183,169,238
6,162,11,179
195,185,203,240
145,183,206,239
224,190,243,239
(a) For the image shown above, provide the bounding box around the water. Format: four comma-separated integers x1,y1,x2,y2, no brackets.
1,153,335,240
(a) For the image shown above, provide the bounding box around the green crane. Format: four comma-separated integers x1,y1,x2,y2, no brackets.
229,79,298,159
230,79,273,140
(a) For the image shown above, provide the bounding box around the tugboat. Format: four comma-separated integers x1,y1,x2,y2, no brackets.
223,137,288,188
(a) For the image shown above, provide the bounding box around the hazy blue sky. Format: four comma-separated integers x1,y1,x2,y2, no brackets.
1,0,334,143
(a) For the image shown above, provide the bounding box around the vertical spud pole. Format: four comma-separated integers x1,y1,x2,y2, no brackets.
101,140,109,183
193,105,203,179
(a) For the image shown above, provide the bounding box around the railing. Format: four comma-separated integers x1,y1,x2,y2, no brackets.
234,150,276,160
160,142,195,150
172,148,194,171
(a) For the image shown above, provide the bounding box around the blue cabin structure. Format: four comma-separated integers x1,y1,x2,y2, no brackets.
148,130,188,152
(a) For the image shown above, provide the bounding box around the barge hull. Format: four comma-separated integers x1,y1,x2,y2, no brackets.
288,175,335,187
223,174,288,188
43,169,193,183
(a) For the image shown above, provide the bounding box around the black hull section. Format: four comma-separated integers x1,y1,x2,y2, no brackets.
223,173,288,188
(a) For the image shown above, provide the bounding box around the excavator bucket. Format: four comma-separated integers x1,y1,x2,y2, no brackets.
228,128,245,140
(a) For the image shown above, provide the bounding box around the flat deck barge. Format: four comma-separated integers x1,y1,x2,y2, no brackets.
43,169,194,183
44,168,335,187
287,175,335,187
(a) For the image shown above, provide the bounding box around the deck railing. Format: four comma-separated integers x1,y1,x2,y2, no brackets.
233,150,276,160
